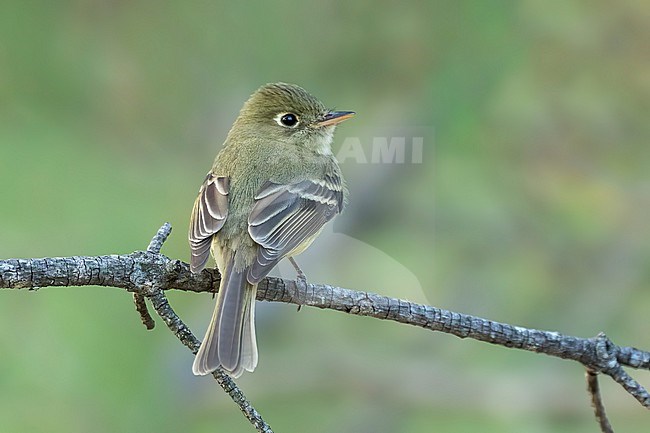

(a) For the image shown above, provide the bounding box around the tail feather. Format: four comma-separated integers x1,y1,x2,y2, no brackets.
217,267,247,371
192,257,258,377
239,285,258,372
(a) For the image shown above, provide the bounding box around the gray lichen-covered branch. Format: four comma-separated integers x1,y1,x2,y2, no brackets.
1,223,649,432
0,224,274,433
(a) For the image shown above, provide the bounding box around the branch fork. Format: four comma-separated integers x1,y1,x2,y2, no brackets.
2,223,650,432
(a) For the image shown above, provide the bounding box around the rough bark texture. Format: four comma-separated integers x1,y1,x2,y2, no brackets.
0,224,274,433
1,223,649,431
587,370,614,433
2,253,649,373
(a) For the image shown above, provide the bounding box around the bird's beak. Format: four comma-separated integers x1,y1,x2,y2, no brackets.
314,111,355,128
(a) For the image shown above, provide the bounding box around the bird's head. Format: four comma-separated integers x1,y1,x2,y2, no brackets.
233,82,354,154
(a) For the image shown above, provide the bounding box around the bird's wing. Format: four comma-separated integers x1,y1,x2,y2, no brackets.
189,173,229,273
247,173,344,283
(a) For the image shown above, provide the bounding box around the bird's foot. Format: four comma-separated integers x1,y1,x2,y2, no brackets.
289,257,307,311
294,273,308,312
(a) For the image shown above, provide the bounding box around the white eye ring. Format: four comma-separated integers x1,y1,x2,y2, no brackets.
274,112,300,128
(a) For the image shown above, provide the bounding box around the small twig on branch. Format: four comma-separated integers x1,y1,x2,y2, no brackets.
131,222,174,330
147,222,172,253
591,333,650,408
141,224,273,433
144,286,273,433
2,223,650,431
0,223,274,433
133,292,155,330
586,369,614,433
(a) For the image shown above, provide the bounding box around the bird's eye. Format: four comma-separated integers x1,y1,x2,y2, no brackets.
276,113,299,128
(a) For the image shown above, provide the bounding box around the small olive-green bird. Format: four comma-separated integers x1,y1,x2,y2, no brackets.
189,82,354,377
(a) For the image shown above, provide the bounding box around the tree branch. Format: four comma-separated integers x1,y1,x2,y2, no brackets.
0,223,274,433
586,369,614,433
131,222,174,330
144,286,272,432
2,223,649,431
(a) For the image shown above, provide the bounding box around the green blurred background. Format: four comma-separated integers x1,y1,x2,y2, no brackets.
1,1,649,432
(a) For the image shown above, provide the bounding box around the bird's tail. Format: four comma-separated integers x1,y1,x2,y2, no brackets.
192,256,258,377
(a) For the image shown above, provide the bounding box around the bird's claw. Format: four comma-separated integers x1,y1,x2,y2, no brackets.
293,273,308,312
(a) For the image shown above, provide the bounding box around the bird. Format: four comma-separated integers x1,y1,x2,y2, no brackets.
189,82,354,377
